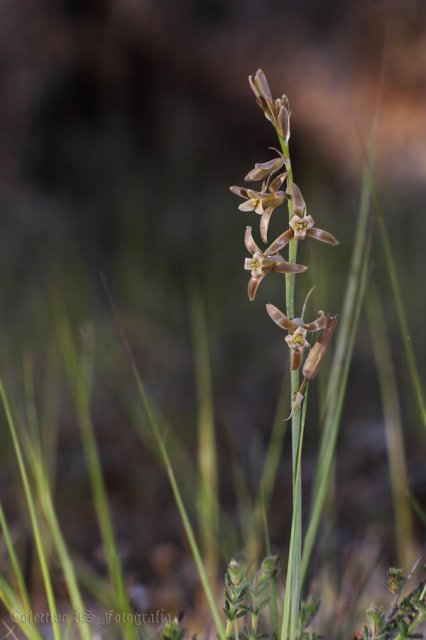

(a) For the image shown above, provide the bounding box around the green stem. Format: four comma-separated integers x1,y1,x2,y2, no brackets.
225,619,233,640
279,135,303,639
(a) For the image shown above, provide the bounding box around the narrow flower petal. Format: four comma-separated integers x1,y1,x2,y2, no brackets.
245,167,268,182
303,310,327,332
260,206,274,243
265,229,294,255
266,304,295,331
248,276,263,301
306,227,339,245
254,69,273,101
277,104,290,141
230,185,249,198
274,261,308,274
244,226,261,255
248,75,261,100
238,201,256,212
280,94,290,111
292,183,306,217
269,172,287,193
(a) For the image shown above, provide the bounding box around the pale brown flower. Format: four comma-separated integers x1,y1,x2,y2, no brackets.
230,172,288,243
244,155,286,183
266,302,327,370
265,213,339,255
244,227,307,301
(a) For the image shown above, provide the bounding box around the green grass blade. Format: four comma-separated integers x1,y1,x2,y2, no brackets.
367,173,426,431
366,289,415,567
0,502,31,613
138,397,225,639
0,576,43,640
0,381,61,640
190,288,219,579
301,162,373,585
107,293,225,640
54,301,136,640
20,421,92,640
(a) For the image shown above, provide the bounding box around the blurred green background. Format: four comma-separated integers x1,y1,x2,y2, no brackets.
0,0,425,618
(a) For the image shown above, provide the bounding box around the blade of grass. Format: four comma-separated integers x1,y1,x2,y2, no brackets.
0,381,61,640
407,492,426,528
18,410,92,640
301,161,374,585
40,348,62,493
105,285,225,640
54,300,136,640
367,171,426,431
0,576,42,640
190,287,219,580
0,502,31,613
366,288,415,567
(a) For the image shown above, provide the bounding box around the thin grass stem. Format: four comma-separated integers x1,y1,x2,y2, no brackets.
0,502,31,613
190,288,219,580
301,152,375,583
366,289,415,567
368,173,426,431
105,286,226,640
55,303,135,640
0,381,61,640
0,577,43,640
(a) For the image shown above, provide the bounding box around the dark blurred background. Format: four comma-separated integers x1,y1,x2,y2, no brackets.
0,0,425,619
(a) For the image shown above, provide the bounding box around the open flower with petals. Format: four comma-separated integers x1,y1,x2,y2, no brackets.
248,69,291,141
265,213,339,256
244,227,307,301
230,172,287,242
266,302,327,369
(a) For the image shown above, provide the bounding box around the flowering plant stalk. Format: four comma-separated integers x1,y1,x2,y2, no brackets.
230,70,339,640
